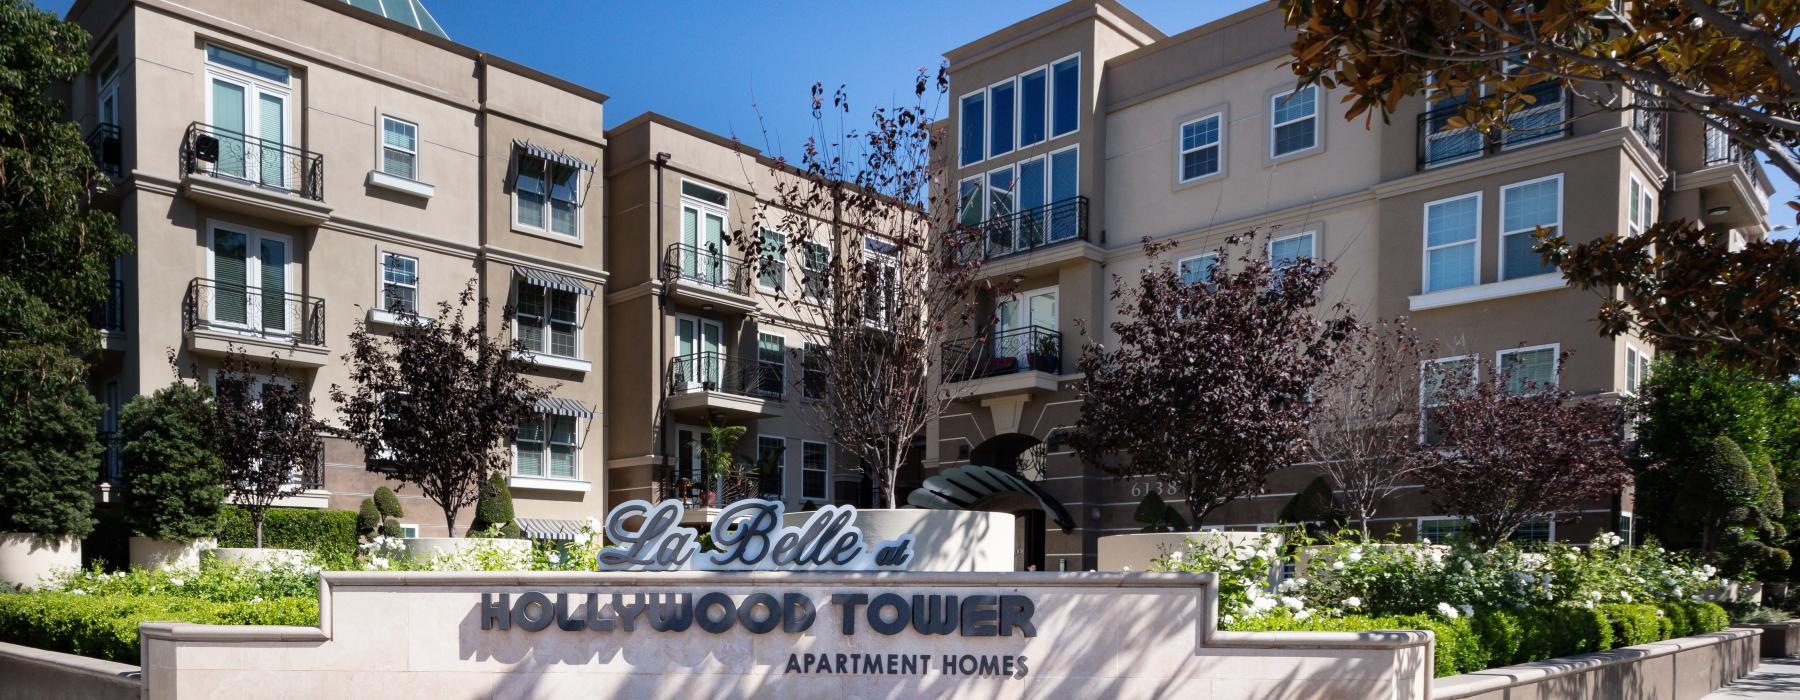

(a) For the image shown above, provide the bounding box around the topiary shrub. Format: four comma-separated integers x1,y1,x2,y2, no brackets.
356,498,381,536
0,347,103,539
1601,604,1664,647
119,382,226,541
1684,601,1731,633
373,486,403,518
380,518,403,538
216,506,357,563
469,473,517,538
1472,609,1524,666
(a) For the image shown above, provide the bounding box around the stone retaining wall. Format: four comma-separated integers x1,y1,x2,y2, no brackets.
1433,628,1761,700
0,641,141,700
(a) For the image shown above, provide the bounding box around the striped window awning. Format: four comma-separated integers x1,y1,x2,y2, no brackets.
517,517,585,541
513,139,594,172
514,265,594,296
535,396,593,419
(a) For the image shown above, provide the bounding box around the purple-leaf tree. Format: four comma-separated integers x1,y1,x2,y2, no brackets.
1307,320,1437,537
213,348,323,548
1070,235,1362,526
331,283,547,537
1409,357,1632,548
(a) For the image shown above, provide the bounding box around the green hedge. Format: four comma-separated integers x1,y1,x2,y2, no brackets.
0,592,316,663
1231,601,1731,677
216,506,357,563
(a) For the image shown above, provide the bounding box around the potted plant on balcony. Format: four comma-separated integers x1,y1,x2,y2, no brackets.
1027,333,1060,373
693,423,747,509
120,379,225,569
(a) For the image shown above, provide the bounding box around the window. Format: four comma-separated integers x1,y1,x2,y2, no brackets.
802,441,829,501
208,224,293,334
1499,345,1559,395
1510,519,1554,543
205,45,291,189
1423,193,1480,292
1051,55,1079,138
1178,113,1223,182
514,154,579,238
800,240,830,302
1019,68,1047,147
1270,231,1316,271
515,413,578,479
680,184,730,287
1421,356,1476,444
862,237,899,329
757,333,785,398
379,252,418,313
1048,146,1080,240
681,181,728,207
1270,85,1318,158
516,281,579,358
1627,175,1655,236
1178,253,1219,287
1500,175,1561,280
1618,512,1635,545
958,177,985,228
756,436,786,501
206,44,290,83
959,91,985,166
989,78,1015,159
757,229,785,291
1418,517,1468,543
802,342,827,400
1626,345,1644,395
399,523,420,538
380,116,419,180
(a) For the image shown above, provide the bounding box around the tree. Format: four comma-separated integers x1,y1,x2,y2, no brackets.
1674,437,1791,578
214,349,323,548
1069,235,1362,526
741,69,990,508
1409,358,1632,547
119,381,225,541
331,283,546,537
695,422,749,505
1306,320,1436,537
0,348,103,538
1282,0,1800,378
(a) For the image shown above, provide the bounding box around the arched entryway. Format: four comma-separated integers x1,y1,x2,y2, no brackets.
912,434,1072,572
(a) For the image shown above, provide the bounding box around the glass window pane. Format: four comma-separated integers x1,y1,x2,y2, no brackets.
1427,244,1477,291
680,181,728,207
1502,348,1557,394
960,92,984,166
1274,86,1316,124
1272,233,1313,268
1503,233,1553,279
382,118,416,150
382,149,415,178
1273,119,1315,156
989,80,1015,159
1019,69,1047,146
1426,196,1479,247
1502,179,1559,233
516,157,546,228
206,45,290,83
1052,57,1079,137
1182,117,1219,151
1179,254,1217,286
1182,147,1218,181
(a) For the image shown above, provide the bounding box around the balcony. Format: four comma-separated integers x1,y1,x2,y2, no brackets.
941,325,1064,398
664,351,783,419
1417,82,1568,169
1678,127,1770,230
181,277,330,366
178,122,331,225
661,243,757,314
98,431,121,484
89,279,125,352
654,465,782,525
85,123,122,179
1631,109,1666,165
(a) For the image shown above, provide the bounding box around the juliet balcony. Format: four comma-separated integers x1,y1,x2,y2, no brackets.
182,277,330,367
1417,82,1568,170
661,243,758,314
664,351,783,420
178,121,332,225
961,196,1096,281
86,123,123,179
940,324,1064,398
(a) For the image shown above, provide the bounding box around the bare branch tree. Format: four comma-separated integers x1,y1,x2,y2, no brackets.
1305,320,1437,537
213,347,323,548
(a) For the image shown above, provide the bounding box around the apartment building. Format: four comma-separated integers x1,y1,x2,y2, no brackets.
602,113,858,523
927,0,1772,570
64,0,610,537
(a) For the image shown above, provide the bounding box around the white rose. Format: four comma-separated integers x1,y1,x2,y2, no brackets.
1344,597,1362,609
1436,602,1459,619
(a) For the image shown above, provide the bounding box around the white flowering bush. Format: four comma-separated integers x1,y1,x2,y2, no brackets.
48,556,321,602
1148,534,1284,625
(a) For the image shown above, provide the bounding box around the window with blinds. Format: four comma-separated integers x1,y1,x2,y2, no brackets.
516,413,578,479
380,116,418,180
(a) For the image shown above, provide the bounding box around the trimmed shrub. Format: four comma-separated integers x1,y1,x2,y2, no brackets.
0,592,315,663
216,506,357,563
380,518,403,538
470,473,518,538
356,498,381,535
118,382,226,541
1472,610,1524,665
1602,604,1664,647
1231,612,1482,676
1659,602,1694,638
1686,601,1730,633
0,347,103,538
373,486,403,518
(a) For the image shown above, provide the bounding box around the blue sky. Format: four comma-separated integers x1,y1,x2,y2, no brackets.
34,0,1796,227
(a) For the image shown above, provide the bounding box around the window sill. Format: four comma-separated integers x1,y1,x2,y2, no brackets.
510,224,582,246
1409,274,1566,312
365,170,435,198
509,475,590,493
509,350,591,373
366,308,433,328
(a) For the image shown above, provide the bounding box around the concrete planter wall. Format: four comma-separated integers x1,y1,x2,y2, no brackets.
781,509,1013,571
0,533,80,590
1733,620,1800,658
208,547,310,567
401,537,530,562
1095,531,1282,572
127,537,216,570
1434,628,1760,700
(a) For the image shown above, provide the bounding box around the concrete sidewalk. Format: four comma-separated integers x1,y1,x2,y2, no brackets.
1701,658,1800,698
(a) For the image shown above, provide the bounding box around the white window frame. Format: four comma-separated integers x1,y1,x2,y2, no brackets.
376,251,419,313
1018,65,1049,149
511,153,582,241
1498,174,1563,281
1177,112,1225,184
678,181,732,288
1269,85,1320,159
801,440,830,502
1049,53,1081,139
512,411,581,481
399,523,420,538
862,236,899,330
513,276,582,360
755,228,785,293
802,342,828,400
756,331,786,399
1178,252,1220,286
1421,192,1483,293
1268,230,1317,269
1497,343,1561,393
204,221,297,335
1627,174,1656,237
377,115,420,181
202,48,294,189
757,434,787,502
1625,343,1645,395
959,89,986,168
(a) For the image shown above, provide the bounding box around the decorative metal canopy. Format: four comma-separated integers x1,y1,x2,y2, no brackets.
907,464,1076,533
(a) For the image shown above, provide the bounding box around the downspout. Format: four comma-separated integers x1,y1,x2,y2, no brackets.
653,151,672,495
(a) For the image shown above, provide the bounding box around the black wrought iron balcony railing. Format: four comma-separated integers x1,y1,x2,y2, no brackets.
1631,109,1666,163
98,430,121,483
86,123,123,178
958,195,1090,264
941,325,1063,383
89,279,124,332
653,464,780,512
1417,82,1568,169
662,243,749,295
666,351,783,400
1704,127,1760,171
180,121,324,201
182,277,326,346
